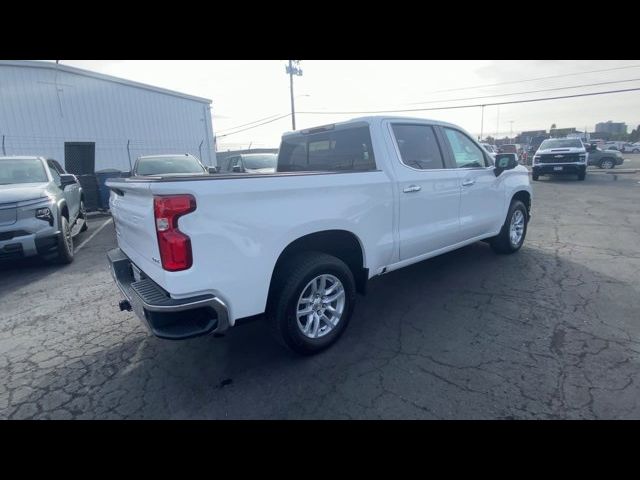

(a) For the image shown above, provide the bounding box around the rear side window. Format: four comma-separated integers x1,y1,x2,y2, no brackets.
391,124,445,170
277,125,376,172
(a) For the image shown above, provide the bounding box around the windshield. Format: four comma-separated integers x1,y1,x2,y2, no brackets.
242,154,277,170
135,156,205,176
539,139,583,149
0,158,48,185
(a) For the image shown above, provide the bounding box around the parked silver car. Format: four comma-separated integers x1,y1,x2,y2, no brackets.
0,156,87,264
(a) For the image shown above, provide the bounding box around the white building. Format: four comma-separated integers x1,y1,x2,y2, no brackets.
0,60,216,173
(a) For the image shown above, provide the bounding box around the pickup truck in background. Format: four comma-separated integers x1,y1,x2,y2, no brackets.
531,138,588,181
107,116,532,355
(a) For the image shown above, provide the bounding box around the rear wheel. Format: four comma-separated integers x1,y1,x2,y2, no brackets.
490,200,528,254
532,173,539,181
599,158,615,169
267,252,356,355
55,216,74,264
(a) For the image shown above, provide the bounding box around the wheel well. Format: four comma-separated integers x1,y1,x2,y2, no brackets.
270,230,368,296
512,191,531,219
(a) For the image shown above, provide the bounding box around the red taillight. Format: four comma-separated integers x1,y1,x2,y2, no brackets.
153,195,196,271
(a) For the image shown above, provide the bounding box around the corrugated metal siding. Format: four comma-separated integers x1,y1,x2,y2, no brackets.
0,63,216,171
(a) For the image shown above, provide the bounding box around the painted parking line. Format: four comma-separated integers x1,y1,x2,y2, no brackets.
75,217,113,253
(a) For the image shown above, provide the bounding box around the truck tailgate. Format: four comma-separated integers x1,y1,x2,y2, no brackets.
107,180,165,286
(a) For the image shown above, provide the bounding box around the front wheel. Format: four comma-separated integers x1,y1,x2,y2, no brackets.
578,171,586,181
532,173,539,181
55,216,74,264
489,200,528,254
267,252,356,355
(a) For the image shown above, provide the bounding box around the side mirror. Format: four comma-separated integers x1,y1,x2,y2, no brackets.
232,165,242,173
494,154,518,177
208,166,218,174
59,173,77,188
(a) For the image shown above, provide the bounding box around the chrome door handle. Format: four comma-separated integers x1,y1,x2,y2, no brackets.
403,185,421,193
462,179,475,186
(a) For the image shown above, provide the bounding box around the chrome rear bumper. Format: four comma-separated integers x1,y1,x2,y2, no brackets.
107,247,229,340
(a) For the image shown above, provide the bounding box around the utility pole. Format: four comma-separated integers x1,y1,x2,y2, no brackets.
480,105,485,141
509,121,515,141
496,105,500,139
286,60,303,130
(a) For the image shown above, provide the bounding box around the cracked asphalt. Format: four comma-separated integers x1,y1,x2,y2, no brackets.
1,168,640,419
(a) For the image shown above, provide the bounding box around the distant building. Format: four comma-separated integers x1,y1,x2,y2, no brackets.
595,121,627,135
550,127,577,138
515,130,547,145
0,60,216,173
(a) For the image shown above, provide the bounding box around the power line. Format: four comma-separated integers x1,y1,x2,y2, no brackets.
297,87,640,115
407,77,640,106
415,64,640,96
216,113,291,138
216,113,286,133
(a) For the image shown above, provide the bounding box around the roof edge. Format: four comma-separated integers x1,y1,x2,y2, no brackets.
0,60,212,104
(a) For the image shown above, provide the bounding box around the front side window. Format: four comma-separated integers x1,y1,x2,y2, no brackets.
391,124,445,170
443,128,487,168
47,161,61,185
278,125,376,172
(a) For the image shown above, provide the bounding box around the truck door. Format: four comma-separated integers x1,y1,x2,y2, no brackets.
387,122,464,260
438,127,505,240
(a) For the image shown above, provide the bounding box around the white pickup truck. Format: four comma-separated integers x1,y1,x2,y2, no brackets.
107,116,532,355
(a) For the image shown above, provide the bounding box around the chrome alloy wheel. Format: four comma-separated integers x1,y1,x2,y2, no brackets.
509,210,525,247
296,274,345,339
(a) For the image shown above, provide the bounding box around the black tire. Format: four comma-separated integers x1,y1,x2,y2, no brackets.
577,172,586,181
267,252,356,355
55,216,74,264
599,158,615,169
532,173,539,181
489,200,528,254
79,200,88,232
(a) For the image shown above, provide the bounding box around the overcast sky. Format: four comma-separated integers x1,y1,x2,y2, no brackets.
57,60,640,149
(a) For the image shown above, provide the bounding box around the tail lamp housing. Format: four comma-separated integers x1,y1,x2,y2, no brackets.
153,195,196,271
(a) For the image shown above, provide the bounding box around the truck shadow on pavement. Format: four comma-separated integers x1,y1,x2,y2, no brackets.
0,229,93,302
8,242,640,419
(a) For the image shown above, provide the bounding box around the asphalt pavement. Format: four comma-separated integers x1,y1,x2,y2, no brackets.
1,169,639,419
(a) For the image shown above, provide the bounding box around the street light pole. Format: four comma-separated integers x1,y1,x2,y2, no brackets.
480,105,485,141
509,120,515,141
286,60,303,131
289,60,296,131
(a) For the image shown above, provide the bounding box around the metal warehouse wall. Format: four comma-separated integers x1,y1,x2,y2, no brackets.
0,61,216,171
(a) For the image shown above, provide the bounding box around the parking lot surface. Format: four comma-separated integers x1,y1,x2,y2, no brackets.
1,168,640,419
